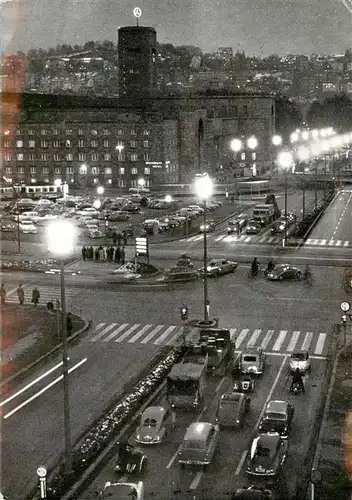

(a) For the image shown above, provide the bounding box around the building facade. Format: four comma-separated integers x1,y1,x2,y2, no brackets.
118,26,157,98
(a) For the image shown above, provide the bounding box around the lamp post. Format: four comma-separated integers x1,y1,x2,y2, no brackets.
277,151,294,247
137,177,145,195
247,136,258,176
195,174,213,324
116,144,124,189
230,138,243,200
297,145,310,220
46,220,76,476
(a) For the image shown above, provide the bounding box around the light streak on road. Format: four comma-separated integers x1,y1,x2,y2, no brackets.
3,358,87,419
0,360,64,407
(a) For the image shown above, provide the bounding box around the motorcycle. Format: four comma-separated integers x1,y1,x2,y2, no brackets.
289,380,304,395
115,446,148,475
233,378,255,393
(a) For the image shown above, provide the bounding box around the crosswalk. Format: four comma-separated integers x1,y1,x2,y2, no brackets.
6,284,78,305
88,323,329,356
183,233,352,248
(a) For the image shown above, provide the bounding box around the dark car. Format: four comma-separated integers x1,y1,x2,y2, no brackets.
270,220,287,235
266,264,302,281
232,486,274,499
246,432,288,477
258,400,294,439
228,217,248,234
216,392,250,428
246,220,262,234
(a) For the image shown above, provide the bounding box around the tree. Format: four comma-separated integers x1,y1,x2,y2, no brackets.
275,95,303,140
306,94,352,132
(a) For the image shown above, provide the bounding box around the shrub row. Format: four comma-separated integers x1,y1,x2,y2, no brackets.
44,345,186,499
0,258,72,272
289,191,334,239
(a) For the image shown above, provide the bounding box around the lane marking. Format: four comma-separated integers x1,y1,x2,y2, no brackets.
272,330,287,351
166,327,183,345
115,324,141,343
3,358,87,419
103,323,128,342
230,328,237,340
154,325,178,345
235,354,288,475
287,331,300,352
189,472,203,490
235,329,249,348
91,323,117,342
344,241,350,247
301,332,313,351
128,324,153,343
166,445,181,469
215,377,226,393
141,325,164,344
260,330,274,350
247,329,261,346
336,240,342,246
0,360,64,407
314,333,326,355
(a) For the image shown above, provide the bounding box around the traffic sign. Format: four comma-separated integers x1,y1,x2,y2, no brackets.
135,237,148,256
340,301,351,312
133,6,142,17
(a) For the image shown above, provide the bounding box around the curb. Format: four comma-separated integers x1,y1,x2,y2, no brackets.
0,317,92,389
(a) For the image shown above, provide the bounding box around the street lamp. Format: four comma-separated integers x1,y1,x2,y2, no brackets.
195,174,213,325
46,220,77,476
230,138,243,200
116,145,124,188
97,186,104,196
247,136,258,177
137,177,145,194
277,150,294,246
297,146,310,219
272,135,282,147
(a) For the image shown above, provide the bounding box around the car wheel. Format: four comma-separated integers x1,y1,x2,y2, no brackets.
279,275,283,281
296,272,302,280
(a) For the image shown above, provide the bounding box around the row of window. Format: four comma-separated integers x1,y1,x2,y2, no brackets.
5,166,151,175
4,153,151,162
6,128,151,137
8,139,150,149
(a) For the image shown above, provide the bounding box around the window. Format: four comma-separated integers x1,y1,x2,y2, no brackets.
104,153,111,161
66,129,72,135
241,152,246,161
143,129,150,136
4,153,11,161
30,166,36,174
130,153,138,161
28,153,35,161
53,153,61,161
103,128,110,135
91,129,98,135
5,166,12,173
120,167,125,175
103,139,109,147
53,140,60,148
91,153,98,161
3,141,10,148
28,129,34,135
66,167,74,174
17,153,24,161
65,140,71,148
243,105,248,116
28,140,35,148
16,140,23,148
55,167,61,174
143,140,149,147
78,129,84,135
53,128,58,135
131,167,138,174
41,129,47,135
16,129,22,135
144,153,150,161
117,128,123,135
144,167,150,174
42,167,49,174
78,153,86,161
130,140,137,148
105,167,112,175
130,129,137,135
91,140,98,148
41,140,48,148
41,153,49,161
118,152,125,161
66,153,73,161
252,152,256,160
117,140,124,148
79,164,87,174
91,166,99,174
18,167,24,174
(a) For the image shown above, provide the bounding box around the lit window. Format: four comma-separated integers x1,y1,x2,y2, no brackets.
53,140,60,148
131,167,138,174
144,153,150,161
4,130,10,135
144,167,150,174
41,129,47,135
17,153,24,161
118,152,125,161
103,139,109,147
3,141,10,148
130,140,137,148
67,167,74,174
55,167,61,174
107,178,112,184
66,153,73,161
105,167,112,175
91,129,98,135
53,153,61,161
79,164,87,174
16,140,23,148
93,178,98,184
28,153,35,161
78,153,86,161
5,166,12,173
92,167,99,174
66,140,71,148
41,140,48,148
78,129,84,135
117,129,123,135
30,166,36,173
252,152,256,160
103,129,110,135
241,152,246,161
143,129,150,136
120,167,125,175
66,129,72,135
28,129,34,135
53,128,58,135
130,129,136,135
91,140,98,148
42,167,49,174
41,153,49,161
18,167,24,174
104,153,111,161
130,153,138,161
143,140,149,147
16,129,22,135
91,153,98,161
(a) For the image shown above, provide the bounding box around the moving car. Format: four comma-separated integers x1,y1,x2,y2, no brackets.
228,217,248,234
270,220,287,235
246,220,262,234
135,405,176,444
199,259,238,277
1,223,16,232
19,220,38,234
100,481,144,500
258,400,294,439
246,432,288,477
266,264,302,281
238,346,265,375
199,220,215,232
289,350,311,373
216,392,250,428
178,422,219,469
163,266,199,282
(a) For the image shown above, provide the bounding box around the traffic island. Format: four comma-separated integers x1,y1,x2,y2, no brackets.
0,257,78,273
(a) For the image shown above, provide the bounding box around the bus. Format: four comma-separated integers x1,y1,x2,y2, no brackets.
0,183,66,200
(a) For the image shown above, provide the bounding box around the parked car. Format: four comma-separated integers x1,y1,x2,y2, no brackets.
258,400,295,439
216,392,250,428
108,211,130,222
87,229,102,239
100,481,144,500
178,422,219,469
135,405,176,444
1,223,16,232
289,350,311,374
124,203,141,213
19,220,38,234
266,264,302,281
199,259,238,277
163,266,199,282
246,432,288,477
238,346,265,375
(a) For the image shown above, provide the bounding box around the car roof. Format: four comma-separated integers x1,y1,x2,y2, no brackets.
221,392,243,402
243,346,262,354
266,400,288,413
257,432,281,446
142,406,167,419
185,422,213,440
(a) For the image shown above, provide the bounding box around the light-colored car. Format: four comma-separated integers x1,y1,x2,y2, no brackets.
19,220,38,234
100,481,144,500
135,405,176,444
178,422,219,469
239,346,265,375
289,350,311,373
199,259,238,277
76,207,99,217
17,211,40,223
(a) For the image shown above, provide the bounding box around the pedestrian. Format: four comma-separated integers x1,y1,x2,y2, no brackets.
1,284,6,305
82,246,87,261
95,247,100,261
114,246,121,264
112,231,117,246
17,284,25,305
89,246,94,260
66,312,73,336
121,246,125,265
98,245,104,260
117,232,123,247
123,231,128,247
32,287,40,306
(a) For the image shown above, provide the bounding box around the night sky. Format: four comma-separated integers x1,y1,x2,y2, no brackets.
2,0,352,56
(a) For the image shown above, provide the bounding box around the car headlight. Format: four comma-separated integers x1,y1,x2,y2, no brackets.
153,435,161,442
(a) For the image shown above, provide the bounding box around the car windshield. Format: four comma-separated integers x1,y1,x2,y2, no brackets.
265,412,286,420
142,418,157,427
101,485,137,499
242,355,258,362
183,440,205,450
292,353,307,360
256,445,271,457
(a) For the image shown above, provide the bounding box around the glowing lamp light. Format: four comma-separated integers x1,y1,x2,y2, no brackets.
311,129,319,139
301,130,310,141
310,142,322,157
138,178,146,187
164,195,172,203
54,179,62,187
195,174,213,200
46,221,76,256
97,186,104,195
93,199,101,209
277,151,294,169
331,136,343,149
230,138,242,152
247,136,258,150
297,146,310,162
272,135,282,146
290,132,299,143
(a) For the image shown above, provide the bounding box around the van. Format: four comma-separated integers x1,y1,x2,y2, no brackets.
216,392,250,428
178,422,219,468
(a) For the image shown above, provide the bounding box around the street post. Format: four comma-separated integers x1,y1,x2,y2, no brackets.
37,466,47,499
340,301,350,346
135,236,149,266
180,305,189,344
